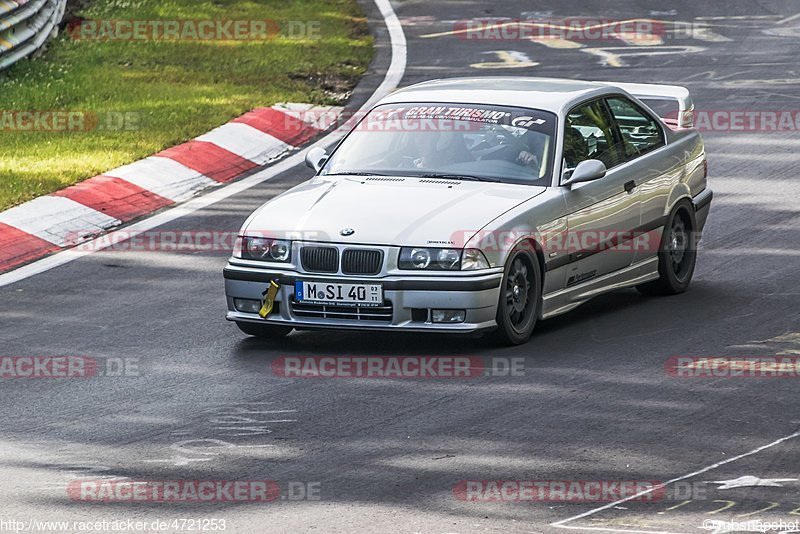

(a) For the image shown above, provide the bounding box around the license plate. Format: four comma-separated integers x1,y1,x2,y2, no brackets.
295,281,383,307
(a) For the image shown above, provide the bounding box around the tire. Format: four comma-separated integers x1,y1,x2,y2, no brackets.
492,249,542,346
637,200,697,296
235,321,293,338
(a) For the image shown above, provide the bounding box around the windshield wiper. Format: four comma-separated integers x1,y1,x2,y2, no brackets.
417,173,500,183
326,171,392,177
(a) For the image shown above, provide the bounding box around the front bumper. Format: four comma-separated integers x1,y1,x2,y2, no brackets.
223,265,503,333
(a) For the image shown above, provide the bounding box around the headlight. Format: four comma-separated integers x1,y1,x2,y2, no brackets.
400,247,457,270
269,240,290,261
398,247,490,271
437,248,461,269
234,236,292,262
410,248,431,269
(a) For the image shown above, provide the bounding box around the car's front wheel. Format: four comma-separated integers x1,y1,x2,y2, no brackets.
492,249,541,346
637,200,697,296
236,321,293,338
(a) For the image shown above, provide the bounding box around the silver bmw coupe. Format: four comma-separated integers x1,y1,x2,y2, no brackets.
224,77,712,345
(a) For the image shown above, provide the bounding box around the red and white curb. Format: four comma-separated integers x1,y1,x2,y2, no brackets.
0,103,342,273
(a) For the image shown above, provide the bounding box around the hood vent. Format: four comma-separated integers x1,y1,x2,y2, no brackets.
365,177,405,182
419,179,461,185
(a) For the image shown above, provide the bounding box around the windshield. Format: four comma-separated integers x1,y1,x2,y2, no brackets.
322,103,557,185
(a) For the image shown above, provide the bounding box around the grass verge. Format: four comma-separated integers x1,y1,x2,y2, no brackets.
0,0,373,210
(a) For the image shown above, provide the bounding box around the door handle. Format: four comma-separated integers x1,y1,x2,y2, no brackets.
624,180,636,194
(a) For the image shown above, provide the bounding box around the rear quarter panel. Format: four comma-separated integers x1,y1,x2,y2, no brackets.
660,129,707,215
633,128,706,264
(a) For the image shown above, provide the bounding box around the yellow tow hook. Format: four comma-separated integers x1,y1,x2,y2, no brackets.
259,279,280,319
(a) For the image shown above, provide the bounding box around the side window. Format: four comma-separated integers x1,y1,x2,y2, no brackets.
605,97,665,161
563,100,623,173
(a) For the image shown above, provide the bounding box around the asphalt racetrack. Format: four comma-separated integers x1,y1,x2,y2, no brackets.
1,0,800,532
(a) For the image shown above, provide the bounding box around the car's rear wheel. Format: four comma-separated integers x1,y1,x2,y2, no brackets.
236,321,293,338
637,201,697,296
492,250,541,346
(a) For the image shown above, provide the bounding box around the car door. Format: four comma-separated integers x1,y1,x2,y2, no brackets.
560,98,642,289
603,95,670,265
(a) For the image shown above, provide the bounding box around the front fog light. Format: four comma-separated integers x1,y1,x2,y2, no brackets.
432,309,466,323
234,298,262,313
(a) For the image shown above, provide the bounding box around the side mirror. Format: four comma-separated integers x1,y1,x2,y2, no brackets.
305,147,328,173
562,159,606,188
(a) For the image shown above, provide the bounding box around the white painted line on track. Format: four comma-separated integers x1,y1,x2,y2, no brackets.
777,12,800,25
550,429,800,532
0,0,407,288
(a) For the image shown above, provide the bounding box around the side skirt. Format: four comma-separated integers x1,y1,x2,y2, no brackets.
540,257,660,320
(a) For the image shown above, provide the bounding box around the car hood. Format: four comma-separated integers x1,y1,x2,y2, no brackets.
244,176,547,246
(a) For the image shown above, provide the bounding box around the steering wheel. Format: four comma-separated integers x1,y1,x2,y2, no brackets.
479,134,539,168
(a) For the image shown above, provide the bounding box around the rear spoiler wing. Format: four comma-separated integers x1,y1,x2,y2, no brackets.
594,81,694,129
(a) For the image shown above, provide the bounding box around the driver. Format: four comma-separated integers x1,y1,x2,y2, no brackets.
511,129,545,167
408,131,442,168
399,131,472,169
